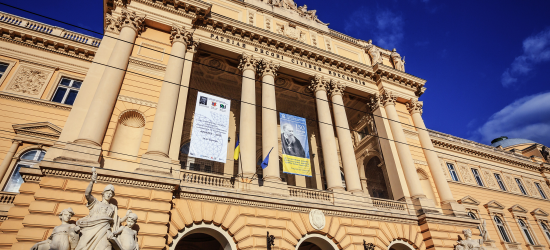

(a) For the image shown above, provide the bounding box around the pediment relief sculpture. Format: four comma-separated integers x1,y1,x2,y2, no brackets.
276,23,306,43
262,0,328,25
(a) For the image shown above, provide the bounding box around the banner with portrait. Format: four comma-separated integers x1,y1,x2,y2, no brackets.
279,113,312,177
188,92,231,163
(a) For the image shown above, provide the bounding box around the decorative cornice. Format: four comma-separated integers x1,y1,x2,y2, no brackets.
329,80,345,97
308,74,329,93
0,32,95,61
117,95,158,108
237,52,258,72
257,59,280,78
0,92,72,111
429,129,540,171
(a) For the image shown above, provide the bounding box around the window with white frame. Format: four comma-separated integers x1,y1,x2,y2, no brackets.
447,163,460,181
0,62,9,78
471,168,484,187
515,178,528,195
541,221,550,242
535,182,548,199
494,215,511,243
51,78,82,105
3,149,45,192
518,219,535,245
494,173,507,191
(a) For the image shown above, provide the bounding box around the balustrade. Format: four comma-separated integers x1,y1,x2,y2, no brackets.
180,170,234,189
289,186,333,202
0,192,16,204
371,197,407,211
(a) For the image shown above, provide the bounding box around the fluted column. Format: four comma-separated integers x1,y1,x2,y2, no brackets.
309,75,344,191
237,53,259,177
381,91,426,198
408,100,455,202
144,25,193,159
75,8,145,148
0,140,21,183
329,80,362,193
259,59,280,180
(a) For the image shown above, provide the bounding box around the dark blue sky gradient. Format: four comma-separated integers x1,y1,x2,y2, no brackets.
1,0,549,145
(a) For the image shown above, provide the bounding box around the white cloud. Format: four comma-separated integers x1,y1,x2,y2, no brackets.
469,91,550,146
344,7,404,49
501,27,550,87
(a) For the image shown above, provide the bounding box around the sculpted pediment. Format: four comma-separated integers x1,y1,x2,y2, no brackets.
483,200,505,210
458,195,480,206
12,122,62,138
250,0,329,30
509,204,528,214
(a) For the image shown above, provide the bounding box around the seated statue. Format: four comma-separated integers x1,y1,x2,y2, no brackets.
109,211,139,250
31,207,80,250
455,229,486,250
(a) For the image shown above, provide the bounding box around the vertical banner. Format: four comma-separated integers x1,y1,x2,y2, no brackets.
188,92,231,163
280,113,312,177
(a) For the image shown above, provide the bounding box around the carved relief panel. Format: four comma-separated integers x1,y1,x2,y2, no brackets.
5,63,54,98
524,179,538,198
481,169,498,189
457,163,475,184
503,174,520,193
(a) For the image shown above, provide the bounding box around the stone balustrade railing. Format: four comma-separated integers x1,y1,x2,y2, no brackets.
0,192,16,204
371,197,407,211
289,186,333,202
180,170,234,189
0,11,100,47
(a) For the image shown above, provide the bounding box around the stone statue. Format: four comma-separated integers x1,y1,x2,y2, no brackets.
109,211,139,250
390,48,405,71
455,229,486,250
30,208,80,250
480,219,490,242
365,40,382,66
75,168,122,250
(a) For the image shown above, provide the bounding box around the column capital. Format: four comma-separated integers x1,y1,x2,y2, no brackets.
119,8,146,34
258,59,280,78
105,13,121,34
407,99,423,115
238,53,259,72
308,74,329,93
380,90,397,107
170,25,194,45
11,139,22,144
187,40,200,53
329,80,346,97
366,94,380,112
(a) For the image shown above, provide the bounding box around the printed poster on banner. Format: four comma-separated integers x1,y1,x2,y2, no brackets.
188,92,231,163
279,113,312,177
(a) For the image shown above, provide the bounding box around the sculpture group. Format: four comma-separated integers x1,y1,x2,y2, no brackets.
455,228,486,250
31,168,139,250
263,0,328,25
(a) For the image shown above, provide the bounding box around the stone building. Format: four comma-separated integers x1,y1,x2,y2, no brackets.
0,0,548,249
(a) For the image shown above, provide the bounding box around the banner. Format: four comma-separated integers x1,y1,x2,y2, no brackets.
280,113,312,177
188,92,231,163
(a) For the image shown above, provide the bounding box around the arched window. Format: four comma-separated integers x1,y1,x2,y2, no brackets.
4,149,45,192
468,211,478,220
518,219,535,245
494,215,511,243
541,221,550,241
364,157,389,199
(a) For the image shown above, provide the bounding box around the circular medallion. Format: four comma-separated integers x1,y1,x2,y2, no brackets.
309,209,325,230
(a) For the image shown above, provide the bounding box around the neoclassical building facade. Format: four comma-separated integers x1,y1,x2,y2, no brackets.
0,0,549,250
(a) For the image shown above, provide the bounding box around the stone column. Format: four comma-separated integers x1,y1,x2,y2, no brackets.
380,90,426,198
70,9,145,162
408,100,465,216
237,53,259,178
258,59,280,181
143,25,193,165
0,140,21,183
329,80,362,193
309,75,344,191
168,41,199,160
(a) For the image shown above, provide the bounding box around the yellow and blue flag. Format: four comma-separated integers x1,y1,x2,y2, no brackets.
233,135,240,160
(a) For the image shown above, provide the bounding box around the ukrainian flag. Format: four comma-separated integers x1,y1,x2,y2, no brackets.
233,135,240,160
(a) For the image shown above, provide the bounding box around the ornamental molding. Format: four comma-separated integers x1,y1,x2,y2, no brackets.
309,209,326,230
429,130,540,171
0,47,90,73
12,122,62,139
0,92,72,111
117,95,158,108
413,159,428,166
5,64,52,97
128,56,167,71
179,192,417,224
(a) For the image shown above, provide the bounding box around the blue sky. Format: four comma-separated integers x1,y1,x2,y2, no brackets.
2,0,549,146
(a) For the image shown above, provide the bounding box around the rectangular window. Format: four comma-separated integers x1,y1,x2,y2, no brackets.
515,178,528,195
0,62,9,78
51,78,82,105
535,182,548,199
471,168,484,187
447,163,460,181
494,173,507,191
189,163,200,171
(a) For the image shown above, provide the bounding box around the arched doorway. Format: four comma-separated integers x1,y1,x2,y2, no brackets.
295,234,338,250
364,156,390,199
171,224,235,250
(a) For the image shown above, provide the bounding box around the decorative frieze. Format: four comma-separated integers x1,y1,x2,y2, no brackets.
117,95,158,108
